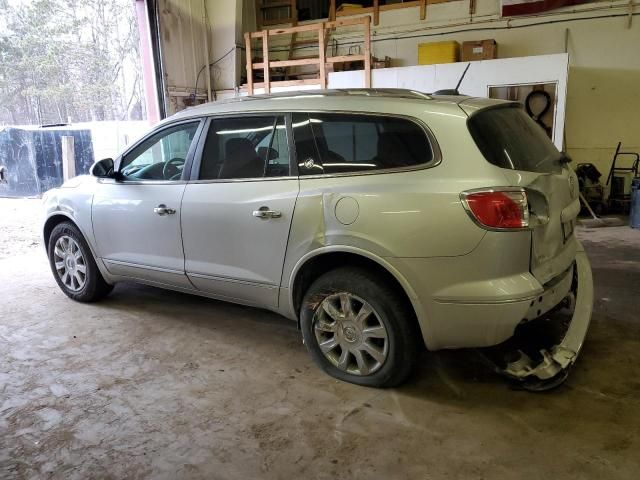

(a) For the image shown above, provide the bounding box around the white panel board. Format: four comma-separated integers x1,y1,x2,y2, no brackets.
328,54,569,150
396,66,436,92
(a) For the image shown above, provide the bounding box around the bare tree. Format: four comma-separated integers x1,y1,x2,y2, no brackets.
0,0,145,125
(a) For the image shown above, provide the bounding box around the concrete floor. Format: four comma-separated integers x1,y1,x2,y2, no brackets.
1,197,639,479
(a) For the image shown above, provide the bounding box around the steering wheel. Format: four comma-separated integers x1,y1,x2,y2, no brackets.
162,157,184,179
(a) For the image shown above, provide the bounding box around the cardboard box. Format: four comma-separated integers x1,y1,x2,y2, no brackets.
372,56,392,69
461,40,498,61
418,41,460,65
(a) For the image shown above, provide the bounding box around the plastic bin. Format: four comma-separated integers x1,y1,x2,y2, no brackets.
418,41,460,65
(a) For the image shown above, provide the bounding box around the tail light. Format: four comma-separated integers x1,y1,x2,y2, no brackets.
460,188,529,230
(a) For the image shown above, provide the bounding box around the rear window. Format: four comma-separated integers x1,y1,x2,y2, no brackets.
468,105,561,173
292,113,434,175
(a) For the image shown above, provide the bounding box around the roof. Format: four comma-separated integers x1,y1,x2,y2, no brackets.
170,88,502,122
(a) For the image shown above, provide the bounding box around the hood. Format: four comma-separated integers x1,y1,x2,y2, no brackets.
60,175,95,189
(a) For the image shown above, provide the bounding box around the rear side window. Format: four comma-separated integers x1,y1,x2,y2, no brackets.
468,105,561,174
292,112,433,175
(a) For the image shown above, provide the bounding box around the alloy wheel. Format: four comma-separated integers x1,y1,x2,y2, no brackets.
313,292,389,376
53,235,87,292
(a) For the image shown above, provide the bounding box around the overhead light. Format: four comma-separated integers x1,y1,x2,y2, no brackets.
292,118,323,128
216,123,285,135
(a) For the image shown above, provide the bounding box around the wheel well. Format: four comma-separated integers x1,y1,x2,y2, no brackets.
43,214,75,249
292,252,420,334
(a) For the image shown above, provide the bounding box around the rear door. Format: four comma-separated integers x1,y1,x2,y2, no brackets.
180,114,298,308
464,103,580,285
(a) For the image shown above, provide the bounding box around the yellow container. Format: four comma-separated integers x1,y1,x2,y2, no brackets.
418,41,460,65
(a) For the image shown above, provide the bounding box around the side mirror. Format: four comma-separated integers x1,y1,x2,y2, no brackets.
0,166,7,184
90,158,115,178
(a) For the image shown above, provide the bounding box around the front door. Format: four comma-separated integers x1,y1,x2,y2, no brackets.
181,114,298,308
92,120,202,288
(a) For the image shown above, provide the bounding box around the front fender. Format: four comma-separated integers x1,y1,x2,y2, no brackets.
41,183,113,283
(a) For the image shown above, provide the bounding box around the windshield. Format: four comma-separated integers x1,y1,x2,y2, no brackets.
468,105,561,174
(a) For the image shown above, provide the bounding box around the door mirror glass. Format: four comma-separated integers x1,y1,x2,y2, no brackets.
90,158,115,178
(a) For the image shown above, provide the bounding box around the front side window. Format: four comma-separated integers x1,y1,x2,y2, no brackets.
199,115,289,180
120,122,199,181
292,112,433,175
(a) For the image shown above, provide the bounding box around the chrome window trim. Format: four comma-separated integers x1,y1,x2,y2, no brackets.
187,176,296,185
124,109,441,183
295,162,436,180
289,110,442,179
98,178,188,186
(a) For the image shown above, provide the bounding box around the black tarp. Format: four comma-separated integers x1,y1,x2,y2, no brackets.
0,127,94,197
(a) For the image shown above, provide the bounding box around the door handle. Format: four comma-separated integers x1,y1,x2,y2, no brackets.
154,204,176,216
252,206,282,219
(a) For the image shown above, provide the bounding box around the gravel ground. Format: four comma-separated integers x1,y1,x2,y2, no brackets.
0,198,43,260
1,197,639,479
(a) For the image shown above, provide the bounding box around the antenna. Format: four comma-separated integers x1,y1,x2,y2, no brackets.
433,62,471,96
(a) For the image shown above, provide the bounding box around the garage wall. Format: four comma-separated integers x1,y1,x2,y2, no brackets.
155,0,639,175
338,0,640,176
156,0,244,113
259,0,639,175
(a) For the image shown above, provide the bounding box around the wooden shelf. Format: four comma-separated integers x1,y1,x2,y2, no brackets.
244,16,371,95
256,0,461,29
253,58,320,69
326,54,365,64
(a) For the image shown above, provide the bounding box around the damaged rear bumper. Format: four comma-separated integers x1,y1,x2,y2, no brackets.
487,244,594,390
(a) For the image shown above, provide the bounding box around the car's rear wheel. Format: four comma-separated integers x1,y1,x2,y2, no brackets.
300,267,418,387
48,222,113,302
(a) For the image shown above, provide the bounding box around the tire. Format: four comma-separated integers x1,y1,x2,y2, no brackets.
300,267,419,388
47,221,113,302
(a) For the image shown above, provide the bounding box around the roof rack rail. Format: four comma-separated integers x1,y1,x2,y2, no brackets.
230,88,433,103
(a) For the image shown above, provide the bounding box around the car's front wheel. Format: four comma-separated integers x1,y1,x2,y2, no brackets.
300,267,419,387
48,221,113,302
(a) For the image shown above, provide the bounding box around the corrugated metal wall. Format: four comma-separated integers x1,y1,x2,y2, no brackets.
157,0,243,115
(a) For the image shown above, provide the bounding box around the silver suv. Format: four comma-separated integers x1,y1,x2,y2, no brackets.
43,89,593,389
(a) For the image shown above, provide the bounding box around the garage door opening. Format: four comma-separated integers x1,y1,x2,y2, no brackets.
0,0,158,197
